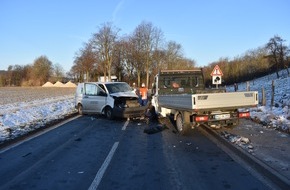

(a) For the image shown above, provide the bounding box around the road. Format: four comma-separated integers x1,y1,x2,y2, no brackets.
0,115,271,190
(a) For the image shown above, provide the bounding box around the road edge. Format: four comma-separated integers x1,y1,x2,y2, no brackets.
199,125,290,190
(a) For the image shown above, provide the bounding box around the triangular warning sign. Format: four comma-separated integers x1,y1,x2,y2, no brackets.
210,65,223,76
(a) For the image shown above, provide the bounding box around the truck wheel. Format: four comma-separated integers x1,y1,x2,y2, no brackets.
105,107,114,120
176,113,188,135
78,104,83,115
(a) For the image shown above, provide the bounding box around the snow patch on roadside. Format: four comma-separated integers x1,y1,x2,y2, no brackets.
0,96,76,143
227,69,290,133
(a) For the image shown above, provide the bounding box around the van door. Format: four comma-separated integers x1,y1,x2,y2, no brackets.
83,83,107,113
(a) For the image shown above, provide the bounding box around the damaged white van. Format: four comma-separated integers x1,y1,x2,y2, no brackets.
75,82,146,119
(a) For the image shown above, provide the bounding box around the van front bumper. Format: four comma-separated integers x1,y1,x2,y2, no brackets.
113,106,147,118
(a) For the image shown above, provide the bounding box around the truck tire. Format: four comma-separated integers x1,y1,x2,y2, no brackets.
105,107,114,120
176,113,188,135
78,104,83,115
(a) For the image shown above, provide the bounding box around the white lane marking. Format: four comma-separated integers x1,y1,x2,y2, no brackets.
88,142,119,190
0,115,81,154
122,119,129,130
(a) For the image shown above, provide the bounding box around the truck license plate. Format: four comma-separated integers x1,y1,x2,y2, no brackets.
215,114,230,120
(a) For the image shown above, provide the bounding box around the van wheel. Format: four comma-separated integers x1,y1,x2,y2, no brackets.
176,113,188,135
78,104,83,115
105,107,113,119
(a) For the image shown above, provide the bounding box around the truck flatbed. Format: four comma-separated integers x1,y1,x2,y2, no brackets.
158,91,258,111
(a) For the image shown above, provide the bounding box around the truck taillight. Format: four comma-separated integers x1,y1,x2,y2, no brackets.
239,112,250,118
195,115,209,122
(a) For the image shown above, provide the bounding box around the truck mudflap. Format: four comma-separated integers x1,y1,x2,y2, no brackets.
112,106,147,118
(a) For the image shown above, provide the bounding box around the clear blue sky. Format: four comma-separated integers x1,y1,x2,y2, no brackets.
1,0,289,72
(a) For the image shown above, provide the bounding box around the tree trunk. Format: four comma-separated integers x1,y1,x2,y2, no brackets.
107,54,111,82
137,70,141,87
104,68,107,82
275,60,280,79
86,70,90,82
146,59,150,88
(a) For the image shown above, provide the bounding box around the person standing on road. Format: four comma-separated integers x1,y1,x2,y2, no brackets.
139,83,148,106
234,83,238,91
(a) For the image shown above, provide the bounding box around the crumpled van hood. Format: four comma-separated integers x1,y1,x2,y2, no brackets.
110,91,138,98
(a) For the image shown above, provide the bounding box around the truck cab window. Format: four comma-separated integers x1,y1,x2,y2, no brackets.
192,76,203,88
163,77,171,88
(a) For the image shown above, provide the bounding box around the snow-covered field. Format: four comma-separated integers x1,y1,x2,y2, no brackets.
0,69,289,144
0,87,77,143
227,69,290,132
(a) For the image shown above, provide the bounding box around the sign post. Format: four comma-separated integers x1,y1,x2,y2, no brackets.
210,65,223,89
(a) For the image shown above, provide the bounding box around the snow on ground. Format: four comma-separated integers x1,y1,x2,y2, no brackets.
0,96,76,143
0,88,77,144
227,69,290,132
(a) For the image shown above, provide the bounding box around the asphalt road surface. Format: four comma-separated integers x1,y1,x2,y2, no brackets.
0,115,271,190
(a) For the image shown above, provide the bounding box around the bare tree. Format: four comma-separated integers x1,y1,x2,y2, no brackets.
5,65,27,86
130,31,146,86
177,58,196,69
266,35,289,78
7,65,13,86
0,71,6,87
73,42,97,82
12,65,25,86
121,37,138,83
112,39,129,82
132,21,163,87
165,41,183,69
69,63,83,82
242,47,270,77
31,55,53,86
92,22,119,82
52,63,65,82
152,49,166,75
279,42,290,75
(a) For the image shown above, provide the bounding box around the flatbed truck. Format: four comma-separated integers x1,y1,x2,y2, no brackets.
151,69,258,134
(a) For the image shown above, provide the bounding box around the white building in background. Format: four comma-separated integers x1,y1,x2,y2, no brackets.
98,76,118,82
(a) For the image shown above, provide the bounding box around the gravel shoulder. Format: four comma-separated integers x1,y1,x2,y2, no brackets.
221,119,290,181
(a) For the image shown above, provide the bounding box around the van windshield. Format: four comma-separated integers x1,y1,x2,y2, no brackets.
105,83,132,94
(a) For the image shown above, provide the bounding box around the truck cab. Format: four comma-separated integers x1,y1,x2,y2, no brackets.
152,69,205,95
